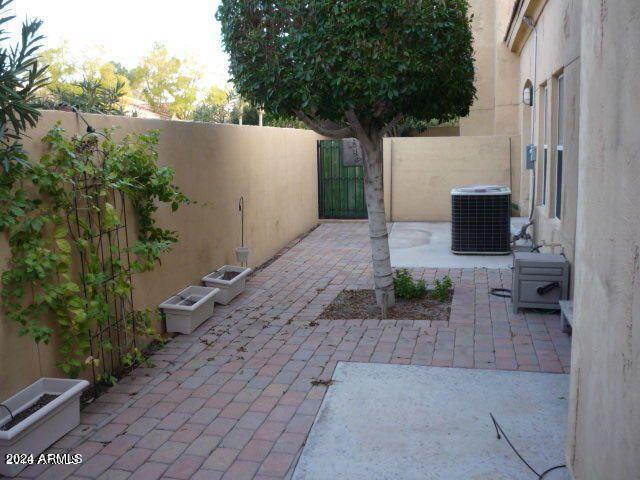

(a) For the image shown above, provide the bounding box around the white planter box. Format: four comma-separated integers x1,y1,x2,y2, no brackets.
0,378,88,477
202,265,252,305
159,285,219,334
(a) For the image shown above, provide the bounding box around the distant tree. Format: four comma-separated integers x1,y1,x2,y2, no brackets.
191,86,231,123
204,86,229,106
229,101,258,125
0,0,47,172
131,43,200,119
192,103,228,123
217,0,476,309
108,60,137,85
392,117,459,137
37,46,131,114
224,92,304,127
39,43,75,88
262,114,306,129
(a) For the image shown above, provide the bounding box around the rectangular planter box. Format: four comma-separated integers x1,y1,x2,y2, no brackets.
0,378,88,478
159,285,219,334
202,266,252,305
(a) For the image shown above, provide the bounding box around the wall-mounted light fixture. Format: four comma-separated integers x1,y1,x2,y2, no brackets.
523,83,534,107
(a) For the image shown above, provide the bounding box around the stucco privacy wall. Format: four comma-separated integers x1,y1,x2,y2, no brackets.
0,111,321,399
566,1,640,478
382,136,512,222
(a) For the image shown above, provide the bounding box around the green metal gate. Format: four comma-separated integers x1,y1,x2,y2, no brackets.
317,140,367,219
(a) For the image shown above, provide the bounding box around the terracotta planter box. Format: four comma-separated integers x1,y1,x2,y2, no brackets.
159,286,219,334
0,378,88,477
202,265,252,305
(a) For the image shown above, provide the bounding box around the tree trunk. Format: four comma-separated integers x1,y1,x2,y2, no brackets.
296,110,396,313
361,144,395,312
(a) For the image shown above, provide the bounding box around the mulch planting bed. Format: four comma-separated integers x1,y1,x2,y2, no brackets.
1,394,59,431
319,289,452,320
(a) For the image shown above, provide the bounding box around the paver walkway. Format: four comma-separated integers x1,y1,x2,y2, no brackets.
21,223,571,480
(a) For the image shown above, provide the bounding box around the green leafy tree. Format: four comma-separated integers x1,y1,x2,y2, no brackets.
38,47,131,114
191,86,230,123
263,114,306,129
39,43,75,88
217,0,475,309
204,85,229,106
192,103,228,123
131,43,200,119
0,0,47,172
229,101,258,125
109,60,138,85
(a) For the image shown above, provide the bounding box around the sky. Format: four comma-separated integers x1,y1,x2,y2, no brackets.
10,0,230,90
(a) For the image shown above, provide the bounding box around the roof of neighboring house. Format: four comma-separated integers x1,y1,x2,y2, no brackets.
124,97,172,120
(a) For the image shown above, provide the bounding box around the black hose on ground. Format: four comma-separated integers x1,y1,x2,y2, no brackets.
490,413,567,479
490,288,512,299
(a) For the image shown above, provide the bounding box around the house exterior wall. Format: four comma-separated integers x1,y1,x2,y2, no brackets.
507,0,582,267
459,0,521,140
566,1,640,478
0,111,321,400
459,0,497,136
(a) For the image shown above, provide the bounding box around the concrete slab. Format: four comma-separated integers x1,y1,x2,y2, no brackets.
293,363,570,480
389,218,530,269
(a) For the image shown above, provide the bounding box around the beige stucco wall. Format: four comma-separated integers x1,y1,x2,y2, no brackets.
566,1,640,478
0,111,321,400
514,0,581,267
458,0,520,138
383,136,512,222
459,0,497,136
493,0,521,139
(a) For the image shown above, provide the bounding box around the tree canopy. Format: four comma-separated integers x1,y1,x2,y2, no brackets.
217,0,475,137
132,43,200,119
218,0,476,310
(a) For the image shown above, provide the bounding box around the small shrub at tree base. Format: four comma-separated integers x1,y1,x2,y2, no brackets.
434,276,454,303
393,269,427,300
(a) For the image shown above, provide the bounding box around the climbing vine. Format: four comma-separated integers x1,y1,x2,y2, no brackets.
0,124,189,378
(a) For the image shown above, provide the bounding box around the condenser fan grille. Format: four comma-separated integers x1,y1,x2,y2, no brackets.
451,186,511,254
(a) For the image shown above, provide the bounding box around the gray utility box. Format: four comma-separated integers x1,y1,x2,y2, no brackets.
512,252,570,313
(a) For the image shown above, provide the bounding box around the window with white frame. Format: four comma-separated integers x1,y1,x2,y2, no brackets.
541,84,548,206
555,75,564,219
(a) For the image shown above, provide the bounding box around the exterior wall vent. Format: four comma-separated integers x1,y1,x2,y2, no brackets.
451,185,511,254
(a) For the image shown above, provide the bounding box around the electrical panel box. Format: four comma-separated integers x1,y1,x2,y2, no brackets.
525,144,537,170
512,252,570,313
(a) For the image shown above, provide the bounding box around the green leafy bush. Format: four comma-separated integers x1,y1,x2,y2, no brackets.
0,125,189,377
434,276,453,303
38,78,127,115
393,269,427,300
0,0,48,173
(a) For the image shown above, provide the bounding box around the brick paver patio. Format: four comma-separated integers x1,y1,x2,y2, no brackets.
21,222,571,480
